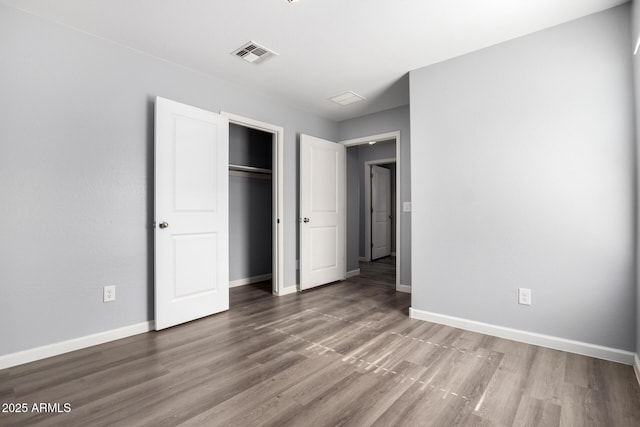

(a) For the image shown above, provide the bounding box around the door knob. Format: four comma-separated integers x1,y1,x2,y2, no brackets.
159,221,169,229
303,218,310,223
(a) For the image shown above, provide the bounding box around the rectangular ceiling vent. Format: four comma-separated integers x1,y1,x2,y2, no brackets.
232,41,278,64
329,91,366,106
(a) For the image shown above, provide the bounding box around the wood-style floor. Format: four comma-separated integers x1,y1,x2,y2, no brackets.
2,259,639,426
356,256,396,289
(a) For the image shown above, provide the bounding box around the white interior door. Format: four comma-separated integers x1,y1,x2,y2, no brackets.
300,134,346,290
155,97,229,330
371,165,391,260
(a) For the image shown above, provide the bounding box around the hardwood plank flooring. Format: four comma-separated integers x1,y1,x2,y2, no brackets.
1,271,639,426
353,256,396,289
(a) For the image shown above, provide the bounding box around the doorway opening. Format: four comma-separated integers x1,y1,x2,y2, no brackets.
222,112,284,297
341,132,402,291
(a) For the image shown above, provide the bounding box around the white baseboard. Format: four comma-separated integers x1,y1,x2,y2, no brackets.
274,286,298,296
0,321,154,370
634,354,640,387
396,284,411,293
230,273,272,288
409,308,634,365
346,269,360,278
359,257,369,262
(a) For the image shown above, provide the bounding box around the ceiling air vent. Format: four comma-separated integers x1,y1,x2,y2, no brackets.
329,91,366,106
232,41,278,64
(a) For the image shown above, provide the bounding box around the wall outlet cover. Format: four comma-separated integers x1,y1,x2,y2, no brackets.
518,288,531,306
103,285,116,302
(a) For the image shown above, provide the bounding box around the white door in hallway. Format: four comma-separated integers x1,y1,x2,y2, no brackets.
154,97,229,330
299,134,346,290
371,165,391,260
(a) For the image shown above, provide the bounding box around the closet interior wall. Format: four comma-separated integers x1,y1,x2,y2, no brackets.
229,123,273,284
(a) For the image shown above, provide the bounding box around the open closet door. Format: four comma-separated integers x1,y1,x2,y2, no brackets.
155,97,229,330
299,134,346,290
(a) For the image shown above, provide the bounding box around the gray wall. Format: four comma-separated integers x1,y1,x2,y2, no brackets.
338,105,411,286
410,5,636,351
633,0,640,358
0,4,337,356
229,124,273,281
229,124,272,169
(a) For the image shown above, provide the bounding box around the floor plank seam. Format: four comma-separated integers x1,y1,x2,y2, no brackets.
389,331,493,360
256,318,480,404
306,308,390,331
302,308,494,361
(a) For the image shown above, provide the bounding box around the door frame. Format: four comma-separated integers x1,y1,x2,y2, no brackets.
339,131,402,291
365,159,396,262
221,112,285,296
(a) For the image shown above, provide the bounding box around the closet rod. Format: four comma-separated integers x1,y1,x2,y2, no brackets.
229,164,272,175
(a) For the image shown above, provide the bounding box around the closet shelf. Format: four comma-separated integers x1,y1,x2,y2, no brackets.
229,164,272,175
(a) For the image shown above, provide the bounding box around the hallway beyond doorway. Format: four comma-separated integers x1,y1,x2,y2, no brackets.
349,256,396,289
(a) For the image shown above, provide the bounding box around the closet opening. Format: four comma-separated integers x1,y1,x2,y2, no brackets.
222,112,285,297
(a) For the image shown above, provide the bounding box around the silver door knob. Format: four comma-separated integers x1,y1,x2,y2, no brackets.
303,218,310,223
159,221,169,229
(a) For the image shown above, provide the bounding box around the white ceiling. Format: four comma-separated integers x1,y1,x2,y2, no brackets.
2,0,628,121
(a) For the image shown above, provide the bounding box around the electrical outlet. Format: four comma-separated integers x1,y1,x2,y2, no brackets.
518,288,531,306
103,285,116,302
